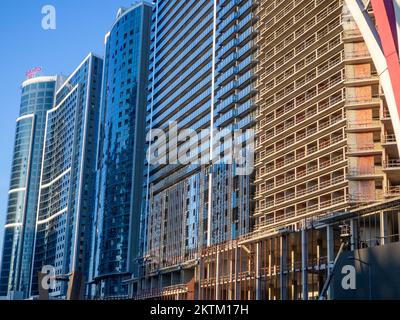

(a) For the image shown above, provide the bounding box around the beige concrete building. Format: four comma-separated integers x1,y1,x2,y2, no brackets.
196,0,400,301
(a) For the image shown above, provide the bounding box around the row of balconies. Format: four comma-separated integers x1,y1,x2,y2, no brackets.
259,175,346,210
258,126,344,168
257,116,344,162
241,176,397,240
257,0,337,52
258,32,342,88
257,90,343,131
259,106,343,145
257,0,300,30
261,51,343,98
256,134,345,179
347,119,381,134
346,161,400,175
256,24,341,82
345,94,381,109
258,71,343,118
344,49,371,61
256,154,346,197
257,15,341,76
257,157,400,199
255,194,347,225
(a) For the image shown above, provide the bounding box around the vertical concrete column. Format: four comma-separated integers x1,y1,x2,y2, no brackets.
280,235,287,300
255,243,261,300
229,248,233,300
350,218,359,250
198,257,204,300
181,269,185,286
380,211,388,245
235,246,240,299
159,274,163,290
326,225,334,300
151,276,158,291
301,228,308,300
398,211,400,241
215,250,220,300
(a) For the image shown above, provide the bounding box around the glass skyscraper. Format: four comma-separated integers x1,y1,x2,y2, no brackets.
138,0,257,298
30,54,103,299
0,76,61,298
88,2,152,298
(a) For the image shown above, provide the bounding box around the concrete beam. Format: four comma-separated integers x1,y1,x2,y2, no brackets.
301,228,308,300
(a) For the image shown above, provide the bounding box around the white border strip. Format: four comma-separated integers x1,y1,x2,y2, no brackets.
8,187,26,194
40,168,71,189
207,0,218,247
4,223,23,229
16,114,34,122
36,207,68,225
49,84,79,114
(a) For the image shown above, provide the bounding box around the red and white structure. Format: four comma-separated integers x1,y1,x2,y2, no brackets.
346,0,400,153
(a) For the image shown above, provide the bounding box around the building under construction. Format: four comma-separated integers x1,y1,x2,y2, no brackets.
133,0,400,300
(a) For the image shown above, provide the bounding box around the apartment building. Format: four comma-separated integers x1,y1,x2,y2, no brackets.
30,54,103,299
88,1,152,299
0,76,61,298
136,0,257,299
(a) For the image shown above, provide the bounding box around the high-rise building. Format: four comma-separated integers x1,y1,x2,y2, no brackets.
0,75,61,298
88,2,152,299
195,0,400,301
137,0,257,299
30,53,103,299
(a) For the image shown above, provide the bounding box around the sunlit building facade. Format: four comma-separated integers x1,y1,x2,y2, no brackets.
195,0,400,301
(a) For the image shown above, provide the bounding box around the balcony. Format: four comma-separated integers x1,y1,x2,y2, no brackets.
342,29,363,42
263,176,346,211
344,49,371,64
383,160,400,184
382,134,396,144
345,95,381,109
257,135,345,178
344,72,379,86
383,159,400,169
347,119,381,132
385,186,400,197
258,155,345,196
347,143,382,156
382,134,399,158
348,193,381,205
255,195,347,225
258,116,344,161
381,109,392,125
347,167,383,180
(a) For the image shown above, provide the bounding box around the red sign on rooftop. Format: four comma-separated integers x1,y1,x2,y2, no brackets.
26,67,42,79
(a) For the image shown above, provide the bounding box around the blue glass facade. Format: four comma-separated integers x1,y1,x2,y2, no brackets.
30,54,103,298
0,77,58,298
89,2,152,298
139,0,257,293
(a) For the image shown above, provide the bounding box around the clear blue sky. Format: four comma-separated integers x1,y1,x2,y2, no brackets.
0,0,137,264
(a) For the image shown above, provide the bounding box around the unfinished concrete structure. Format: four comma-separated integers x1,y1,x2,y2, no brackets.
134,0,400,300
